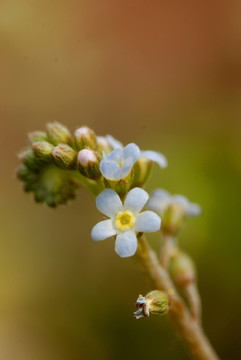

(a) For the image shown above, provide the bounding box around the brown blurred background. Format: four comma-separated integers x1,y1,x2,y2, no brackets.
1,1,241,359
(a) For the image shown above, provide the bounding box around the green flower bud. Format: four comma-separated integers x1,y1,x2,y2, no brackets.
52,144,77,169
19,148,40,170
169,250,196,287
74,126,97,151
134,291,169,319
46,122,71,145
28,131,48,143
132,158,153,187
32,141,55,162
77,149,101,179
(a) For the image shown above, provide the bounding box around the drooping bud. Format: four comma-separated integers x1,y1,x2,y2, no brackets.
29,131,48,143
32,141,55,162
134,290,169,319
169,250,196,287
74,126,97,150
52,144,77,169
46,122,71,145
77,149,101,179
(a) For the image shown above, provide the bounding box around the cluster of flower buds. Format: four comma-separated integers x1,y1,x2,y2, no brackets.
17,122,167,207
134,290,169,319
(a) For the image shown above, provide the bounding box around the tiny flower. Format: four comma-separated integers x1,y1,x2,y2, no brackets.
134,291,169,319
147,189,201,235
91,188,161,257
99,143,140,181
147,189,201,217
106,134,167,168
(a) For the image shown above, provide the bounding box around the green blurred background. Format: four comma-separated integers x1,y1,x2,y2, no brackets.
1,1,241,359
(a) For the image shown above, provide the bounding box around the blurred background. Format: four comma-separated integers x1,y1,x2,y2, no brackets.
0,0,241,359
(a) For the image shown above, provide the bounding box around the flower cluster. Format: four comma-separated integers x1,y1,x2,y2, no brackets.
17,123,201,259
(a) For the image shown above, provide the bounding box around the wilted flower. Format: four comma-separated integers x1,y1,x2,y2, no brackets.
99,143,140,181
91,188,161,257
134,291,169,319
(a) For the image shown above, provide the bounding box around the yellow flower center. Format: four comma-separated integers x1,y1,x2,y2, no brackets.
115,210,136,231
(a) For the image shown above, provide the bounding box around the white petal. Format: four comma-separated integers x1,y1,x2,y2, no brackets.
135,211,161,233
91,219,117,241
173,195,189,208
106,135,124,149
140,150,167,168
147,189,170,212
187,203,201,216
123,143,140,162
100,159,121,180
115,231,137,257
96,189,122,217
106,148,123,161
119,158,135,178
124,187,149,212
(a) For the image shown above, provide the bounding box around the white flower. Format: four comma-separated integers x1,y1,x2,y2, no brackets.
147,189,201,217
99,143,140,181
91,188,161,257
106,135,167,168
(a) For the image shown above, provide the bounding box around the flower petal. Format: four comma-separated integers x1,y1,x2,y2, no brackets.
147,189,170,212
106,135,124,150
115,231,138,257
100,159,121,180
187,203,201,216
91,219,117,241
140,151,167,168
123,143,140,163
96,189,122,217
119,158,135,178
106,148,123,161
135,211,161,232
124,187,149,212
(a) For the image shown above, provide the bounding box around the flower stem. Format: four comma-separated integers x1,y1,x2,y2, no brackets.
185,283,202,323
135,236,219,360
160,233,175,268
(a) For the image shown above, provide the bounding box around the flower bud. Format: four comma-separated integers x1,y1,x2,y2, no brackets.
28,131,48,143
169,251,196,287
46,122,71,145
96,136,112,154
19,148,39,170
32,141,55,162
132,158,153,187
134,291,169,319
52,144,77,169
16,165,38,183
74,126,97,150
77,149,101,179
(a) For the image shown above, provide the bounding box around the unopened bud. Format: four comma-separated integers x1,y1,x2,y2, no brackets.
134,290,169,319
29,131,48,143
132,158,153,187
52,144,77,169
169,251,196,287
32,141,55,162
46,122,71,145
96,136,112,154
77,149,101,179
74,126,97,150
19,148,39,170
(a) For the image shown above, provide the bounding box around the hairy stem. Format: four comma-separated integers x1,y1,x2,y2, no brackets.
135,236,219,360
160,233,175,268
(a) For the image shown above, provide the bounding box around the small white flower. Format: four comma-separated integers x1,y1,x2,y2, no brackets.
106,135,167,168
91,188,161,257
99,143,140,181
147,189,201,217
